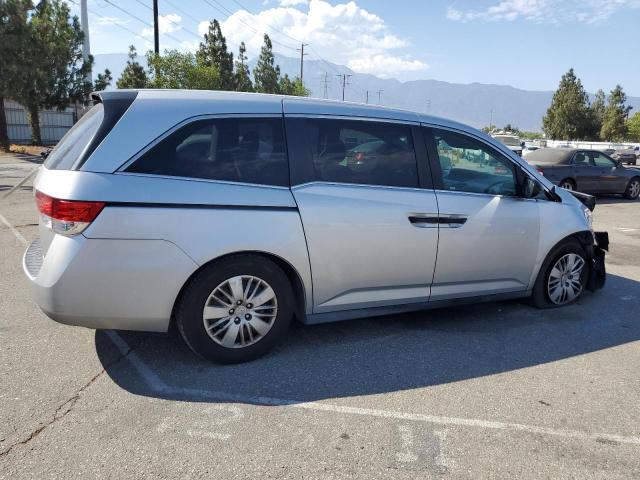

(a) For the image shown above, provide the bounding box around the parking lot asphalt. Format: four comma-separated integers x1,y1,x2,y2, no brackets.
1,154,639,479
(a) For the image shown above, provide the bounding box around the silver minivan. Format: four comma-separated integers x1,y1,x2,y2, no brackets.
23,90,608,363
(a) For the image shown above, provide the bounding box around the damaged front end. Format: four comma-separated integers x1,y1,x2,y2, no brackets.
564,190,607,291
574,230,608,292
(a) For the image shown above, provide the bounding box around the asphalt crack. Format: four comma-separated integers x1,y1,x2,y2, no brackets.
0,333,149,458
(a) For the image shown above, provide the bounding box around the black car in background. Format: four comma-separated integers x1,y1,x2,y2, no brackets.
526,148,640,200
611,148,637,165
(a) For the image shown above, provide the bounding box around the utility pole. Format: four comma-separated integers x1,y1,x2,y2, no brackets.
366,91,370,103
376,89,383,105
337,74,352,101
80,0,92,82
297,43,309,84
489,108,493,130
321,73,329,99
153,0,160,54
426,99,431,112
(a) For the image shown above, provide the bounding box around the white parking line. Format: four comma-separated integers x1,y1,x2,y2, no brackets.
106,329,640,446
0,211,28,246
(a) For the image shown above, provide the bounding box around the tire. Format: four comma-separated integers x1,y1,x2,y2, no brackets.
559,178,576,191
176,254,294,363
531,240,588,309
623,177,640,200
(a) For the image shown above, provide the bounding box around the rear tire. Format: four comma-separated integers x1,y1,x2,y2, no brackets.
176,254,294,363
531,240,588,309
623,177,640,200
559,178,576,191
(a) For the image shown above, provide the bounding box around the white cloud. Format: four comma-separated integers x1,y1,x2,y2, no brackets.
141,13,182,37
195,0,428,77
446,0,640,24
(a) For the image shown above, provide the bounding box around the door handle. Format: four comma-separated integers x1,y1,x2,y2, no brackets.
408,214,440,228
408,214,467,228
439,214,467,228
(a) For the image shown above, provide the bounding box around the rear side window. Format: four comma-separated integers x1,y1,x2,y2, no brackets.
126,117,289,187
289,118,418,188
44,104,104,170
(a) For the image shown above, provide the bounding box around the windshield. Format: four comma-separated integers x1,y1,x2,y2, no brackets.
494,136,521,146
44,104,104,170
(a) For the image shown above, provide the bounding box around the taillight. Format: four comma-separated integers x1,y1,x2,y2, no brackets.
35,190,104,236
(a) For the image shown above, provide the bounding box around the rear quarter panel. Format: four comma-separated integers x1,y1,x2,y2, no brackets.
79,174,313,315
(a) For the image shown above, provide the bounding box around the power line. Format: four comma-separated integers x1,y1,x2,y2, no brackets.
164,0,202,24
68,0,148,42
130,0,201,41
101,0,184,45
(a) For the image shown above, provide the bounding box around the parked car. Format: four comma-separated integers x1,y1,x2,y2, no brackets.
526,148,640,199
522,145,540,157
611,148,637,165
492,134,524,156
23,90,607,363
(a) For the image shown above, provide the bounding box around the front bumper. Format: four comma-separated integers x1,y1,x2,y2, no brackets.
586,231,608,291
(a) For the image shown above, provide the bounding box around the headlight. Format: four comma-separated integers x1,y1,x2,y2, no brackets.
582,206,593,230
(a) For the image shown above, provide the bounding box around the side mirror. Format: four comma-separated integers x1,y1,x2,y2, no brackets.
522,176,542,198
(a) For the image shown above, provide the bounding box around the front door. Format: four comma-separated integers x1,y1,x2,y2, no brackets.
571,150,599,192
286,116,439,313
590,151,626,193
424,127,541,300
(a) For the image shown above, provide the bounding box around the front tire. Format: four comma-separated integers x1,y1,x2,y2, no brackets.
623,177,640,200
531,240,588,309
176,254,294,363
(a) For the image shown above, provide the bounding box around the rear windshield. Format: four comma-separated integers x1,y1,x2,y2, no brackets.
494,136,520,146
44,104,104,170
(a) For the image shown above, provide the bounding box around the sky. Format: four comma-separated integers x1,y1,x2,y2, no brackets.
69,0,640,96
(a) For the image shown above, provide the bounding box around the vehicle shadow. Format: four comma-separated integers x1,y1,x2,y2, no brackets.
96,273,640,405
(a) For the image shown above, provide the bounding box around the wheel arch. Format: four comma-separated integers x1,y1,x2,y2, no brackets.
171,250,308,328
531,230,593,288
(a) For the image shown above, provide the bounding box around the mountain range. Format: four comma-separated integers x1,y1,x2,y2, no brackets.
94,52,640,132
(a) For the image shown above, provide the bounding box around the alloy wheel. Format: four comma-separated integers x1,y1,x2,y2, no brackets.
629,180,640,199
202,275,278,348
560,181,574,191
547,253,585,305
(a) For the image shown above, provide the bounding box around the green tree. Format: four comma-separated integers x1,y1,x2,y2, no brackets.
234,42,253,92
542,69,593,140
278,74,309,96
253,34,280,94
147,50,221,90
197,19,233,90
93,69,112,91
600,85,632,141
627,112,640,142
116,45,149,89
9,0,92,144
0,0,31,150
589,89,606,138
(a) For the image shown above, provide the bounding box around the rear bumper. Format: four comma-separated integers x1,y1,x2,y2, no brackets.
23,234,198,332
586,231,608,291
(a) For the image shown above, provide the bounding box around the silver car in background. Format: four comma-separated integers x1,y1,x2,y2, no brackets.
23,90,608,362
